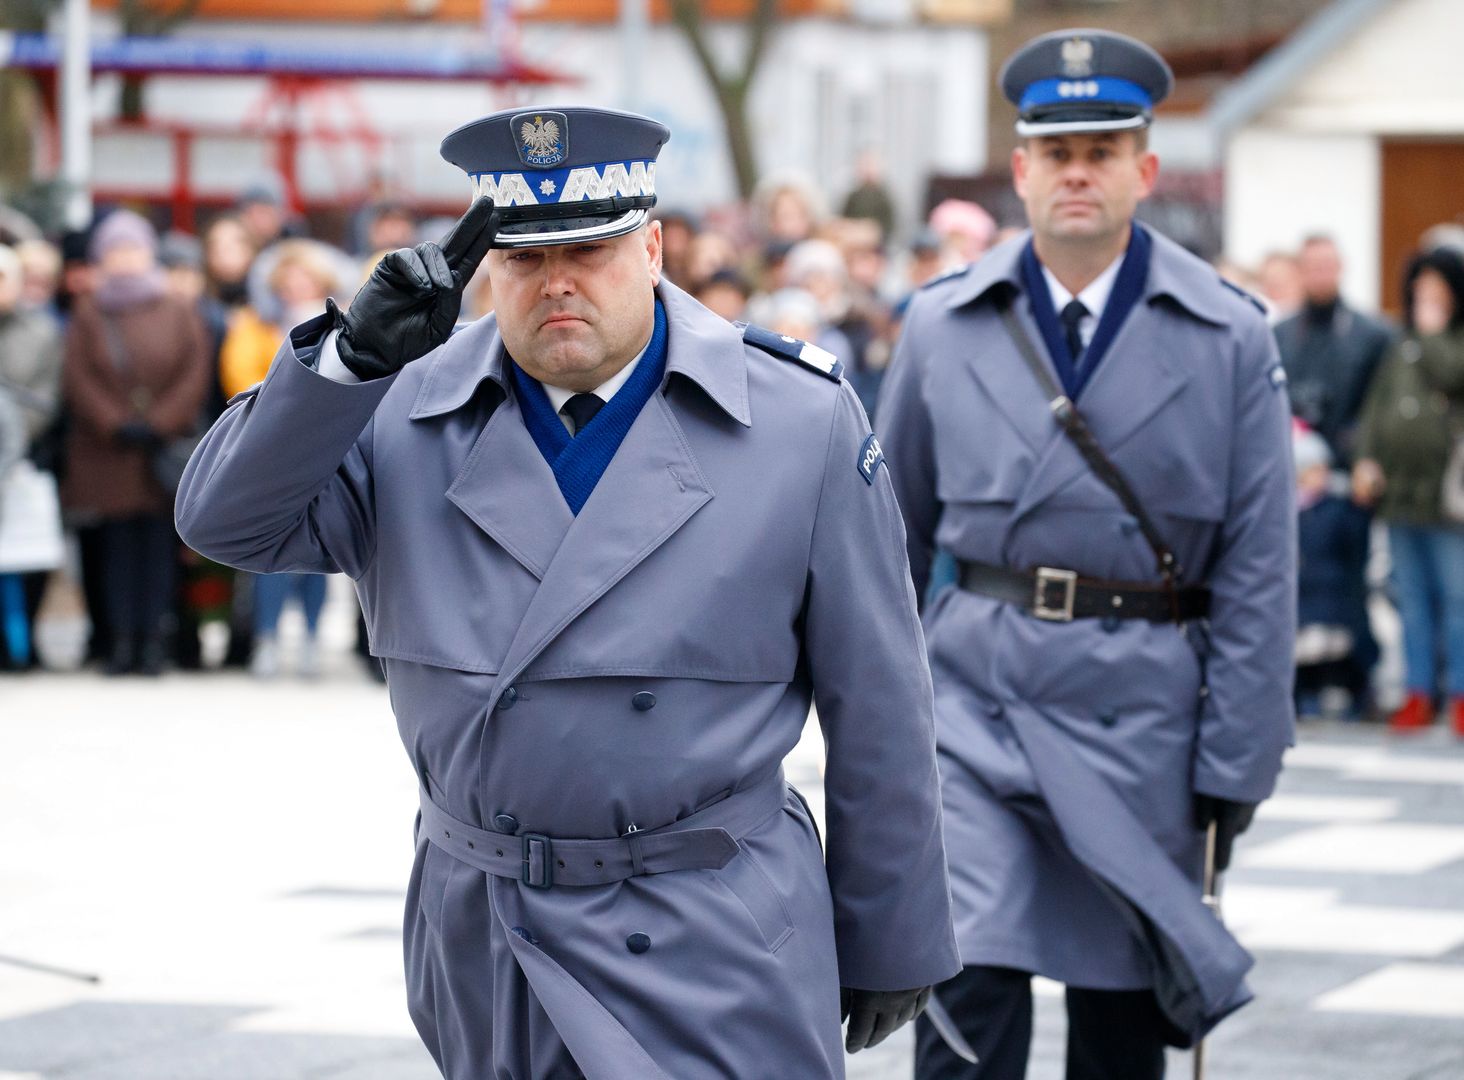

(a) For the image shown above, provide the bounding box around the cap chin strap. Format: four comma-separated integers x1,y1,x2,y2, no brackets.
1016,114,1149,137
493,208,650,249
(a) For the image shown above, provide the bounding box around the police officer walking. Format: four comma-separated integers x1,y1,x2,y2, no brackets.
877,30,1296,1079
177,107,959,1078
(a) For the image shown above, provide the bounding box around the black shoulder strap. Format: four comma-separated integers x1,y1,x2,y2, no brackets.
995,292,1184,585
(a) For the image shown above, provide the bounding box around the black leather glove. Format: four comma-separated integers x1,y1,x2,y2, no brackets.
1193,794,1259,872
115,420,161,449
331,196,500,381
840,985,932,1053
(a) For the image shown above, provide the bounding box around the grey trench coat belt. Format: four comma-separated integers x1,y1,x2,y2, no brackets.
419,768,791,888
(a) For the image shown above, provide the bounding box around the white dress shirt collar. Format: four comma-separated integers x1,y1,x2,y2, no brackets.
1040,251,1125,349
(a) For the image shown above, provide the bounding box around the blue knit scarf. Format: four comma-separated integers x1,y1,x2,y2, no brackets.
509,299,668,516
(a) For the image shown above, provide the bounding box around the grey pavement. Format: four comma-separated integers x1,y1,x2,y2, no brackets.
3,657,1464,1079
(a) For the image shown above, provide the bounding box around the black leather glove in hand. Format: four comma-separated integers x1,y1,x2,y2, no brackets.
840,985,932,1053
115,420,161,449
331,196,500,381
1193,794,1259,872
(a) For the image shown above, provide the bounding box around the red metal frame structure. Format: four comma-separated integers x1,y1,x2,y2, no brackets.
11,34,570,231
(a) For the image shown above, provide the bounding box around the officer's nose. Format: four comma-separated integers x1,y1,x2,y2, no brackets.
540,256,577,298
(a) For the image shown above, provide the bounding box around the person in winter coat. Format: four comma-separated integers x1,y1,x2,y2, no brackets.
61,210,208,674
1354,246,1464,736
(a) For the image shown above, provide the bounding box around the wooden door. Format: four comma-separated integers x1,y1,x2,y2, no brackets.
1380,140,1464,318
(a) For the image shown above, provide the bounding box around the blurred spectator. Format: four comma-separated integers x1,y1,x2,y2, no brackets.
203,215,256,309
905,228,947,291
0,244,62,451
1354,247,1464,735
754,174,823,245
220,239,346,678
160,230,243,670
1276,236,1392,466
1293,422,1372,721
656,210,699,287
61,210,208,675
928,198,997,266
55,229,94,319
15,239,62,319
841,151,896,242
364,201,418,255
692,268,751,323
1420,222,1464,260
686,229,738,290
0,244,63,671
236,182,300,249
790,234,890,415
1258,250,1303,322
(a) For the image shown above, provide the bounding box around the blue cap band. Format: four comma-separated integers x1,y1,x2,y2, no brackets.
1019,76,1152,114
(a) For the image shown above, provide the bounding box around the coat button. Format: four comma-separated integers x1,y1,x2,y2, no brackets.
626,932,652,954
496,686,518,711
511,926,537,944
1098,709,1118,728
493,814,519,834
631,691,657,712
984,700,1004,718
1101,615,1122,634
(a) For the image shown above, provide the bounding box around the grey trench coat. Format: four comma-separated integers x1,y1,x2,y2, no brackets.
177,279,960,1079
876,227,1296,1043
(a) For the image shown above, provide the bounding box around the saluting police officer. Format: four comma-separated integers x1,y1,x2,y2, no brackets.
877,31,1297,1080
177,107,959,1079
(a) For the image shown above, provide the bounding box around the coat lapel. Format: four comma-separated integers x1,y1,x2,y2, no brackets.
1010,229,1225,520
491,391,714,694
409,316,574,580
1012,300,1188,519
445,391,574,580
943,238,1060,456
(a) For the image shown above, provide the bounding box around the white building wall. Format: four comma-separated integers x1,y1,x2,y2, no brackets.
1223,128,1379,309
73,14,986,231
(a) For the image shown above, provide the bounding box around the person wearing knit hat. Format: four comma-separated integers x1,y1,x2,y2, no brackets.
62,207,209,675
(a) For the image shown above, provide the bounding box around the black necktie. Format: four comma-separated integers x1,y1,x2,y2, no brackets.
1060,299,1088,365
561,392,605,436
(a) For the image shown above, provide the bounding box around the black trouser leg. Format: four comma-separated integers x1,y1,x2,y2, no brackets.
1065,986,1167,1080
100,515,177,638
914,965,1033,1080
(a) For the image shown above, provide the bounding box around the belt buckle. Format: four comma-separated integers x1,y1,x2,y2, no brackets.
1033,567,1078,622
521,833,554,889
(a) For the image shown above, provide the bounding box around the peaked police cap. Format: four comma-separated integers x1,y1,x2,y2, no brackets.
1000,28,1172,137
440,106,671,248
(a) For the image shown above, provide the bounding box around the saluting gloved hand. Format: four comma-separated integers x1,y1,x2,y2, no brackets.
330,196,500,381
841,985,933,1053
1193,794,1259,872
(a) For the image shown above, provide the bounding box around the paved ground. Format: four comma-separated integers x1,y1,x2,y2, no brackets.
3,645,1463,1079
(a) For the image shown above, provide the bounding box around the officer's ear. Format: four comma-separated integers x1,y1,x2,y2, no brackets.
1012,145,1031,200
644,220,663,287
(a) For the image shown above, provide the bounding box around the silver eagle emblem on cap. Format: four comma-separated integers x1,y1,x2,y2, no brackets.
517,113,567,168
1061,37,1094,77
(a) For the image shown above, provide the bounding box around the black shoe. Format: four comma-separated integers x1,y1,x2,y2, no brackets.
105,633,137,676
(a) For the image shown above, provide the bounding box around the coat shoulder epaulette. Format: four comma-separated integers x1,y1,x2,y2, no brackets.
739,323,844,382
1219,276,1267,316
919,263,972,291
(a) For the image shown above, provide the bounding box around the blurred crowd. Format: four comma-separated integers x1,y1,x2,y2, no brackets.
2,172,1463,736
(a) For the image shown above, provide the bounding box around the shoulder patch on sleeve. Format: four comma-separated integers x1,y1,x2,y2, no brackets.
857,433,886,485
740,322,844,382
1219,276,1267,316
